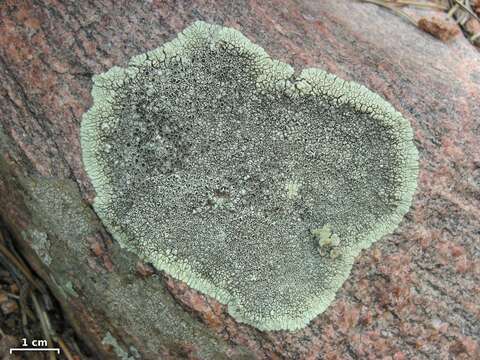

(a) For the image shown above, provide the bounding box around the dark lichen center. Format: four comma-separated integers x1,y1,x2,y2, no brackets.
96,46,401,273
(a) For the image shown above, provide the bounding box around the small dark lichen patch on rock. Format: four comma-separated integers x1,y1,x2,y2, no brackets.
81,21,418,331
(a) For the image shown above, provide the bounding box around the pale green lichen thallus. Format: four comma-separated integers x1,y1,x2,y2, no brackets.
80,21,418,331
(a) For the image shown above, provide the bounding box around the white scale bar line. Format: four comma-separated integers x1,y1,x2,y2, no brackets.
10,348,60,354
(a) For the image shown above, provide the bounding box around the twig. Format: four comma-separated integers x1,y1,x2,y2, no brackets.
448,0,480,44
471,32,480,41
0,233,45,294
31,292,56,360
393,0,449,10
19,283,36,324
4,291,20,300
447,3,460,17
56,336,76,360
453,0,480,21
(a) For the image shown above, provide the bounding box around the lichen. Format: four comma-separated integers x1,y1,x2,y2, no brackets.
101,332,137,360
311,224,341,259
285,180,301,199
24,229,52,266
62,280,79,298
80,21,418,331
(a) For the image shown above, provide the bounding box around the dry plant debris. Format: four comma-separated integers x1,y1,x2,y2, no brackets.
360,0,480,45
0,225,86,359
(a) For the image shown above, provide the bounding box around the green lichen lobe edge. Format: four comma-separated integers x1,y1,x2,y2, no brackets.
80,21,419,331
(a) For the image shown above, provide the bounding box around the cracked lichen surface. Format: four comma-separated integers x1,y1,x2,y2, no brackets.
81,21,418,331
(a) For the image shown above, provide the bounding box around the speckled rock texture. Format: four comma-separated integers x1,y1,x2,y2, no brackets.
0,1,479,359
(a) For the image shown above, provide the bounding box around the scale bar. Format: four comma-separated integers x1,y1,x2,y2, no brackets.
10,348,60,354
